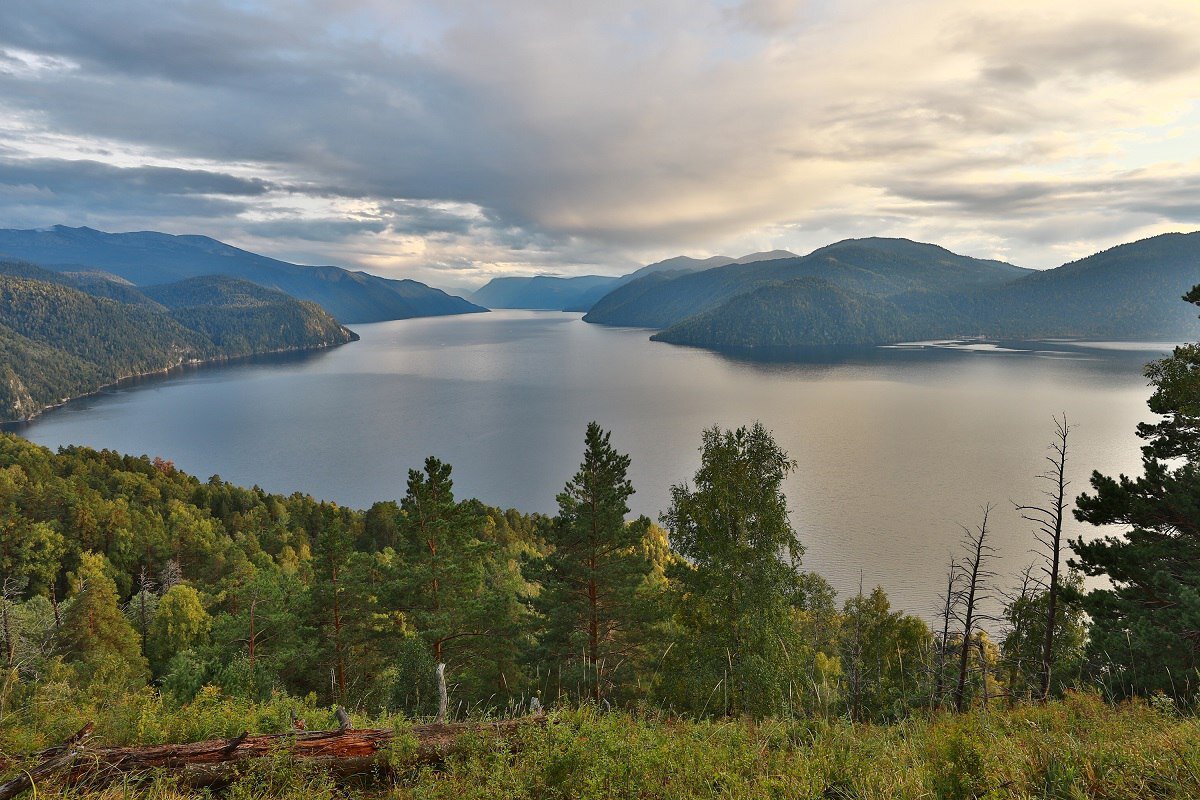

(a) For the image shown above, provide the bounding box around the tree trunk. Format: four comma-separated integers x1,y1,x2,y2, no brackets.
435,662,448,723
0,719,542,798
933,560,956,710
0,723,93,800
954,506,993,714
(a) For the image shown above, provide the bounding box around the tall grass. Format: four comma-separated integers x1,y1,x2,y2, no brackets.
3,686,1199,799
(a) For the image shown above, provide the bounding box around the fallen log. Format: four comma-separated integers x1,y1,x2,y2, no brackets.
0,723,94,800
1,717,543,797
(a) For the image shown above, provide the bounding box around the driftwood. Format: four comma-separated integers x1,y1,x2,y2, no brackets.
0,717,543,798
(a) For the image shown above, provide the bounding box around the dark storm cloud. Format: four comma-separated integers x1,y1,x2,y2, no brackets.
0,0,1196,278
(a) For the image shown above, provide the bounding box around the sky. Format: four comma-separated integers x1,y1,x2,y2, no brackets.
1,0,1198,290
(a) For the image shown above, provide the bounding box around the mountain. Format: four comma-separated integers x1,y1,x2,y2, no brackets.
584,238,1028,329
471,274,618,310
472,251,799,312
623,234,1200,351
731,250,798,264
0,226,485,323
980,232,1200,339
651,278,919,348
0,260,356,422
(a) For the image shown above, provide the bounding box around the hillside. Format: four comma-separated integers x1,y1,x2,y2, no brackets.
587,234,1200,350
651,278,922,348
0,226,486,323
584,239,1026,329
0,262,356,422
982,231,1200,339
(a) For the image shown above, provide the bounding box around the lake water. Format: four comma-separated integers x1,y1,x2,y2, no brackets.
15,311,1167,620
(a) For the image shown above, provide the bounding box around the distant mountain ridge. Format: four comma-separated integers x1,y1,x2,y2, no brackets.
470,250,799,311
0,259,356,422
584,238,1028,330
590,234,1200,350
0,226,485,323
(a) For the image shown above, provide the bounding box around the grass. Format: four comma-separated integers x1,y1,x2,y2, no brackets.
3,685,1200,799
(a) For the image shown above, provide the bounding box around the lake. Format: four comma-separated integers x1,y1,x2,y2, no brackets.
14,311,1166,619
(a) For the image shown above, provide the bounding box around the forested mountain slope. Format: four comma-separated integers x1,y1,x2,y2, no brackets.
0,261,356,421
584,239,1026,329
0,225,485,323
591,234,1200,349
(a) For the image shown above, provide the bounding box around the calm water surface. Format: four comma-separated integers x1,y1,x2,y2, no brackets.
17,311,1166,618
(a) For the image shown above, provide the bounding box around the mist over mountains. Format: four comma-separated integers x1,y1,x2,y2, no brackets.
470,250,801,311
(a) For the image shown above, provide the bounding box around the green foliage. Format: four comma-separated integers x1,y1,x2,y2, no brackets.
0,262,356,422
8,690,1200,799
148,585,211,676
528,422,663,703
840,586,932,721
1000,571,1088,702
57,552,149,689
1071,285,1200,701
661,422,812,718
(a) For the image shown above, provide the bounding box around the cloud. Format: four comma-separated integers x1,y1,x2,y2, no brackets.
0,0,1197,284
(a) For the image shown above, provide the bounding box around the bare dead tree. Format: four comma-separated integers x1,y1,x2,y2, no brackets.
1016,413,1071,702
0,576,25,672
159,559,183,592
953,504,998,713
975,634,991,709
932,557,959,710
131,565,158,658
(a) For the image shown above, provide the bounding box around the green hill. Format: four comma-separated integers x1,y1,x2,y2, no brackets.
0,225,486,323
651,278,921,348
587,234,1200,350
983,232,1200,339
583,239,1028,329
0,262,357,422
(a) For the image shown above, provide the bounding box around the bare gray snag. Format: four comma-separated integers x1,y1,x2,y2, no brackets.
932,557,958,710
953,505,998,714
1016,413,1071,702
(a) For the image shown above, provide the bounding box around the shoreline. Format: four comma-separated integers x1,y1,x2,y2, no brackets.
2,336,357,429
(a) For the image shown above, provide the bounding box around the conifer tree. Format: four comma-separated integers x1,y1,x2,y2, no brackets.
529,422,659,703
310,512,356,700
394,457,497,718
1072,285,1200,699
58,551,149,688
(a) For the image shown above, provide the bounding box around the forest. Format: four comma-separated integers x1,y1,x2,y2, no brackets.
587,234,1200,350
0,286,1198,798
0,260,356,423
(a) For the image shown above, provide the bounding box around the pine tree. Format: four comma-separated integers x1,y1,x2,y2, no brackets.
1071,285,1200,700
529,422,659,703
58,551,149,688
394,457,497,719
310,511,357,700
